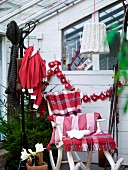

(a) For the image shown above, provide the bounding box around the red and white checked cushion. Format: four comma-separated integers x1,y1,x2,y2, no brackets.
45,90,82,116
49,112,102,145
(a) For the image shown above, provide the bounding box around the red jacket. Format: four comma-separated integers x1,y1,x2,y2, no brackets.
19,46,46,109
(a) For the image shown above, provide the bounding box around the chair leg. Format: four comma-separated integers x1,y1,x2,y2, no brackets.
56,147,63,170
67,151,75,170
49,150,56,170
73,152,86,170
103,150,124,170
86,151,92,170
72,151,92,170
49,147,63,170
67,151,81,170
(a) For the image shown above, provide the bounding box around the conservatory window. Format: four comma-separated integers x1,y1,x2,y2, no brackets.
62,1,126,71
62,16,91,71
99,1,124,70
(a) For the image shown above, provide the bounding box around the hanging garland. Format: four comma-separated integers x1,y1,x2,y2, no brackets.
45,60,112,103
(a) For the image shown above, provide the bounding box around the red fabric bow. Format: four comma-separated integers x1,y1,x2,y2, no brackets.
47,115,54,122
46,144,51,150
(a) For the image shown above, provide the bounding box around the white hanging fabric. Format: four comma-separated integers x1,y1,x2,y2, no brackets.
80,22,110,54
80,0,110,54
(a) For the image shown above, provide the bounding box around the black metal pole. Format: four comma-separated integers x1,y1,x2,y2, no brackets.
20,30,28,151
18,22,36,170
18,30,28,170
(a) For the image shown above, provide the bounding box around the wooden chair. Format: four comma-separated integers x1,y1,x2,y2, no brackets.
45,90,123,170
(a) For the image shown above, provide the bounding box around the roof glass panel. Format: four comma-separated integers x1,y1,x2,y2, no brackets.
0,0,78,31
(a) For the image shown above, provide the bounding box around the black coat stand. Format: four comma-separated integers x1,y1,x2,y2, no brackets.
18,21,36,170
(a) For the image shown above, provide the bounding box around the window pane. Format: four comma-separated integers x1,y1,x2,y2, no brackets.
99,1,127,70
0,37,2,98
62,16,92,71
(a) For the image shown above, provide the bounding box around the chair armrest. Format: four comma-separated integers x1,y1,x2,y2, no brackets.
96,119,106,134
96,119,106,122
55,122,64,148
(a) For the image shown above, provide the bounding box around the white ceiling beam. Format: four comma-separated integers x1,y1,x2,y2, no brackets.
18,0,68,26
18,0,80,28
0,0,43,23
0,0,8,5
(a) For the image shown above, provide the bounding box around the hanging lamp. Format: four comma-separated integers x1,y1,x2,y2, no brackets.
80,0,110,54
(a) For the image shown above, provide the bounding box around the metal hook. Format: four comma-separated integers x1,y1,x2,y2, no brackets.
20,21,36,49
25,21,36,35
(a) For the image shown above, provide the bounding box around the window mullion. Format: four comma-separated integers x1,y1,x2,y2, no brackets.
92,11,100,70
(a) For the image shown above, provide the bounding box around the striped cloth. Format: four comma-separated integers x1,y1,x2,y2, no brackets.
62,132,117,152
49,112,102,145
46,90,82,116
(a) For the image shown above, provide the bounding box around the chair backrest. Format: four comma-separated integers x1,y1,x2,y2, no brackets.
45,91,102,146
45,90,82,116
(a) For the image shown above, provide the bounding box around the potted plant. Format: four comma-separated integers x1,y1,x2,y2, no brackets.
0,96,53,169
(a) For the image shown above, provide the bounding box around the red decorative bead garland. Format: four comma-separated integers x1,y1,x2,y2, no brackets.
46,60,112,103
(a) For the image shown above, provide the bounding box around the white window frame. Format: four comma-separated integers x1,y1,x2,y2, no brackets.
91,11,100,70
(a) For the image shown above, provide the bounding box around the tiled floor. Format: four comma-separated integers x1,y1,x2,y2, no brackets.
61,163,128,170
91,164,128,170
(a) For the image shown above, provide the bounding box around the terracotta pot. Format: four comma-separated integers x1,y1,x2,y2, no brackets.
26,162,48,170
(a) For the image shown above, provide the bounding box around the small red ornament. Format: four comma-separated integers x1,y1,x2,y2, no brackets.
106,89,112,98
83,95,91,103
54,60,61,66
56,71,64,78
90,94,99,102
47,69,54,76
48,61,54,68
65,82,72,89
60,77,67,84
70,87,76,91
54,67,61,74
99,92,106,101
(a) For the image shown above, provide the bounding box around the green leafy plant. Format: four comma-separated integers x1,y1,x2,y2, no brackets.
0,95,53,167
107,24,128,113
